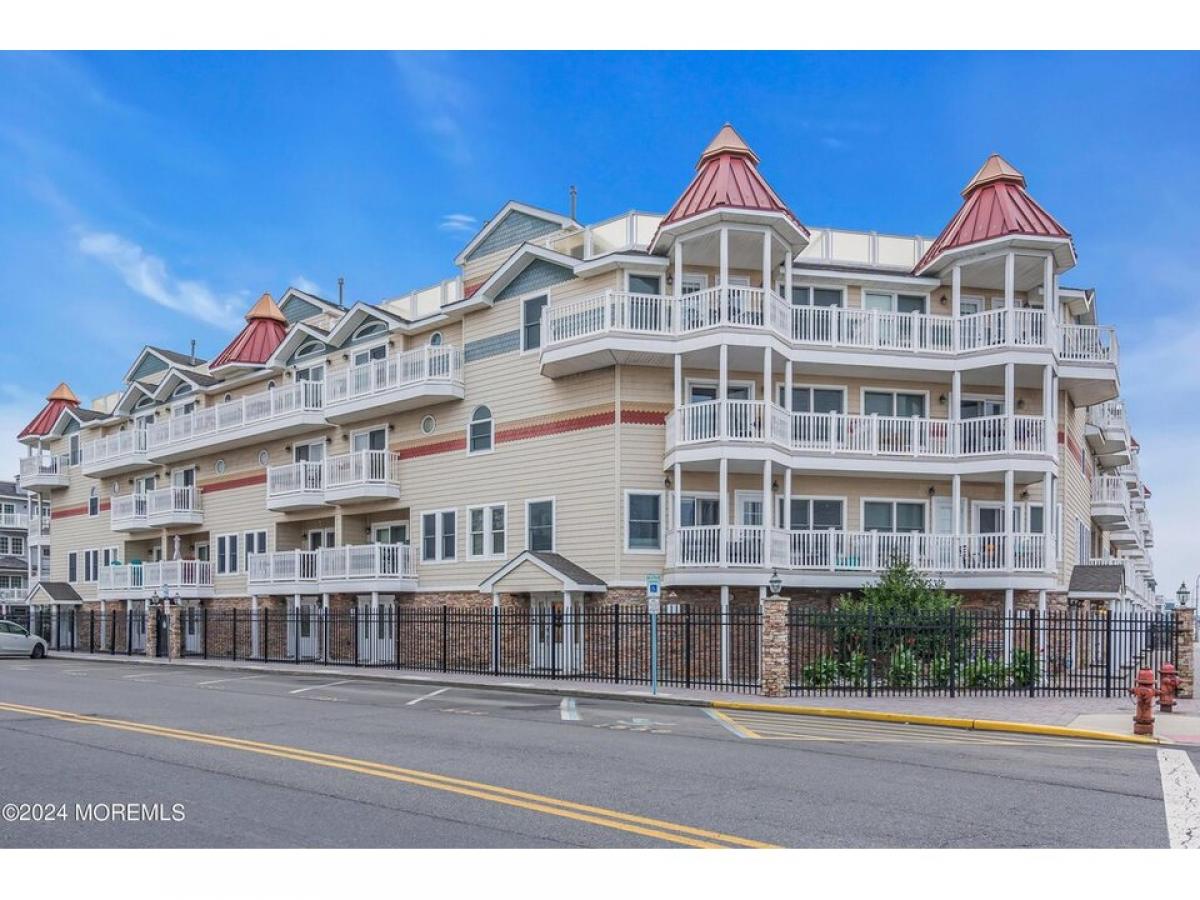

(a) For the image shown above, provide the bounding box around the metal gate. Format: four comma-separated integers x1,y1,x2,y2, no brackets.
155,609,170,657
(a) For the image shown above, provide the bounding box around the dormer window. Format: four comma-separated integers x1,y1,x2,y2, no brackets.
428,331,444,347
171,383,193,399
351,321,386,342
295,340,324,360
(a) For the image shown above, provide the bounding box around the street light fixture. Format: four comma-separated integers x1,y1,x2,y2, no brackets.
1176,582,1191,608
768,569,782,598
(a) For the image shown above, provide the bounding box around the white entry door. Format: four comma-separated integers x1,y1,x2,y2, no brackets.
529,594,582,674
357,598,395,665
184,606,202,654
286,602,319,660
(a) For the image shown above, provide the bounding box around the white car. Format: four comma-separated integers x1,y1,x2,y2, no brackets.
0,620,48,658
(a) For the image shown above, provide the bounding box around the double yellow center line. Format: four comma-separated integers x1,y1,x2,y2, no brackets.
0,701,775,849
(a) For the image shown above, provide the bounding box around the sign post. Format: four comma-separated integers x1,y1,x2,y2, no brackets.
646,574,661,695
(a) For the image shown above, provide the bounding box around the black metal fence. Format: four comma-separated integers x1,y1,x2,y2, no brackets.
32,605,762,693
3,608,148,656
788,609,1179,697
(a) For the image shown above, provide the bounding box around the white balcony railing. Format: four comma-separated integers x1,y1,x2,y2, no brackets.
110,487,201,529
324,450,401,491
545,287,1121,365
326,345,463,406
0,587,28,601
668,528,1048,573
147,381,324,451
98,560,213,593
665,401,1050,458
148,486,201,519
110,493,149,529
81,429,149,468
1092,475,1131,508
0,512,29,529
266,461,324,498
1087,400,1128,434
19,453,68,479
247,543,414,587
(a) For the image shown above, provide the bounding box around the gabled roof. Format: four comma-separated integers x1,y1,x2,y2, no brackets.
153,367,219,401
210,293,289,372
653,124,807,248
454,201,577,266
1068,563,1126,597
470,243,579,304
264,321,333,369
122,345,204,384
322,302,408,349
17,383,80,442
27,581,83,605
279,287,342,325
479,550,606,593
112,381,158,417
914,154,1073,274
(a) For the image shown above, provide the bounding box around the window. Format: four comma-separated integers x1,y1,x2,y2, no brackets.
83,549,99,582
171,382,193,398
351,427,386,453
373,524,408,545
467,504,506,559
352,343,387,367
522,295,549,351
526,499,555,552
468,406,494,454
293,440,324,463
67,552,78,583
788,286,844,308
296,340,324,359
12,535,26,556
307,529,335,550
295,362,325,383
626,492,663,552
863,390,926,418
101,546,118,567
864,291,927,314
778,385,845,413
421,510,457,562
420,415,436,435
351,321,387,343
69,434,81,466
216,534,240,575
961,397,1005,418
243,530,267,570
1076,517,1090,564
428,331,444,347
0,536,7,554
780,498,845,531
628,274,662,295
687,381,753,403
88,488,99,518
864,501,925,533
681,495,721,527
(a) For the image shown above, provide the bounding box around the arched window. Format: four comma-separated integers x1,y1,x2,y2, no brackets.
171,382,192,398
134,395,155,411
468,406,493,455
428,331,444,347
223,393,232,403
351,321,386,343
295,340,324,360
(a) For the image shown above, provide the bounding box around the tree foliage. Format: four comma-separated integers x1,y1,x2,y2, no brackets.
836,559,964,615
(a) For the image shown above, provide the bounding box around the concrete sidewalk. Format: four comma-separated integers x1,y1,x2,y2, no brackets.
50,650,1198,742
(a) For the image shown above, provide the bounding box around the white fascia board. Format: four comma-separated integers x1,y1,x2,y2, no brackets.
916,234,1076,276
472,243,582,303
574,253,670,277
453,201,578,266
790,266,942,288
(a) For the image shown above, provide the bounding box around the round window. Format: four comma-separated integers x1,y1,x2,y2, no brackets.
215,459,227,475
257,450,269,467
420,415,436,435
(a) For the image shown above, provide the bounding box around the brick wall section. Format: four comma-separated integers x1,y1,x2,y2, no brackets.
167,608,184,659
145,609,158,659
760,596,789,697
1175,608,1195,699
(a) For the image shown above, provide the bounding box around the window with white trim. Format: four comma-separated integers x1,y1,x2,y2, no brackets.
467,504,506,559
526,499,555,552
421,510,457,562
243,530,267,570
216,533,240,575
67,551,78,583
864,500,925,533
101,546,118,568
522,295,549,351
468,406,493,454
0,536,7,555
626,492,663,552
83,549,99,582
778,497,845,531
88,488,99,518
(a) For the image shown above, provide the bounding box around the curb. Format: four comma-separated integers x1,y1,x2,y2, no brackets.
710,700,1163,746
52,653,1160,745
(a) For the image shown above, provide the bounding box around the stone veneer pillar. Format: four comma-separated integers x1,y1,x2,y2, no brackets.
1175,607,1195,699
167,607,185,660
760,595,790,698
145,607,158,659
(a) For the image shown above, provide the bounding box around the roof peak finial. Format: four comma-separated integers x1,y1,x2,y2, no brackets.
246,291,286,323
698,123,759,168
46,382,79,404
962,153,1026,196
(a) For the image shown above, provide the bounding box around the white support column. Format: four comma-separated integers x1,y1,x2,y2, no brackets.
321,593,330,611
673,462,682,540
720,585,730,683
370,590,379,613
1004,362,1015,451
250,595,259,655
718,457,729,568
491,590,500,672
951,264,962,318
1043,471,1055,572
784,250,794,302
784,359,793,412
673,353,682,411
1041,363,1053,455
673,240,683,299
562,590,574,673
761,230,771,294
762,346,771,411
719,227,729,292
952,474,961,536
1042,253,1055,338
784,468,793,530
1004,251,1015,343
1004,588,1015,662
761,459,772,569
718,343,729,439
1004,469,1015,571
951,370,962,451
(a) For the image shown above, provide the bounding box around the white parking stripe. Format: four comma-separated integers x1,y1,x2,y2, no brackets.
197,674,268,687
406,687,450,706
122,672,156,680
1158,748,1200,849
560,698,579,721
289,679,351,695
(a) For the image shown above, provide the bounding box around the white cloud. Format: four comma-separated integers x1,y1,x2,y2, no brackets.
76,230,241,331
292,275,322,296
392,53,473,167
438,212,477,235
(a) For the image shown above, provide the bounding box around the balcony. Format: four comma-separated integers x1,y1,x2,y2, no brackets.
98,560,214,600
0,511,29,529
1085,400,1130,465
247,542,416,594
665,400,1051,467
109,487,202,532
18,454,70,490
323,451,401,504
542,287,1118,377
0,587,28,602
110,494,151,532
1090,476,1131,526
265,461,326,511
146,381,326,463
80,429,151,477
667,527,1049,574
27,516,50,545
324,345,465,424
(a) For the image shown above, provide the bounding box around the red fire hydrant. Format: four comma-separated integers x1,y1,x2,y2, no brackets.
1130,667,1159,736
1159,663,1180,714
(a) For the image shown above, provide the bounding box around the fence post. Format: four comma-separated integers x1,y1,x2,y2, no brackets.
1029,608,1037,698
866,608,875,698
1104,611,1114,699
441,605,448,673
612,604,620,683
948,607,957,699
759,594,789,697
89,610,95,654
265,608,271,662
203,607,209,660
1175,607,1195,699
492,604,500,676
684,604,693,689
552,607,560,681
232,609,238,661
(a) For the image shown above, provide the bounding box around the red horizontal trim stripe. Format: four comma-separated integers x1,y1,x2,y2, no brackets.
200,472,266,494
400,436,466,459
497,410,614,444
52,500,111,520
621,408,667,425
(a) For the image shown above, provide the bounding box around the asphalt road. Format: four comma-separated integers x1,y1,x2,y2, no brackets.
0,657,1193,848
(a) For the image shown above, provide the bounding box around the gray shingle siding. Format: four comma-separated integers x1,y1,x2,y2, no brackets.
464,330,520,363
495,259,574,302
281,296,323,324
467,211,562,261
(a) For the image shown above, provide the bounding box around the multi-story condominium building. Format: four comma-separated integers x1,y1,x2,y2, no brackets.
15,125,1159,652
0,479,32,611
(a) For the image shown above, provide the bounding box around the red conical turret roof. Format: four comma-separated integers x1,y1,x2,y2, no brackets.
18,383,80,440
210,293,289,371
658,124,806,235
915,154,1071,274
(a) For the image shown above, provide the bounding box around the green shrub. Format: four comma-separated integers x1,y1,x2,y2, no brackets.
929,652,952,687
960,657,1009,689
1009,649,1038,688
839,651,869,688
802,655,840,687
888,647,919,687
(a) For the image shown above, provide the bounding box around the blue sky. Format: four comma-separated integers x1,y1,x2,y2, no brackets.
1,51,1197,593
